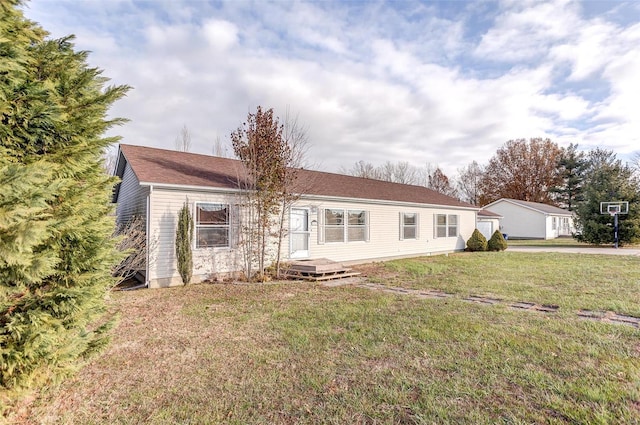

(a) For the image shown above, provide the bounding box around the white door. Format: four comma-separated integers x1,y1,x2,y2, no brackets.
477,221,493,240
290,208,310,258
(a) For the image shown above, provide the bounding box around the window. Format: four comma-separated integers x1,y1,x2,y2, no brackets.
448,214,458,237
401,213,418,239
325,209,345,243
436,214,447,238
348,210,367,241
552,217,557,230
321,209,369,243
436,214,458,238
195,203,229,248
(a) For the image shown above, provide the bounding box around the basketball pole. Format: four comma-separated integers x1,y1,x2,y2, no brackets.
614,212,619,249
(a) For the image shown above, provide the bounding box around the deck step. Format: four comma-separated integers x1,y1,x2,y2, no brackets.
285,271,361,282
285,258,359,281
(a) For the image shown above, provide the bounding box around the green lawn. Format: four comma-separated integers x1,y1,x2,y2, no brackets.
506,237,588,247
22,252,640,424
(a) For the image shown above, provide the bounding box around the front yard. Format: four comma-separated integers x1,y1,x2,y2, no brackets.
24,252,640,424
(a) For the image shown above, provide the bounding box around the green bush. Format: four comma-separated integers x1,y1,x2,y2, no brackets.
176,202,193,285
0,1,129,407
488,230,508,251
466,229,488,252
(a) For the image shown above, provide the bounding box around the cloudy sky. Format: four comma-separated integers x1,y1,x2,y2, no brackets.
22,0,640,176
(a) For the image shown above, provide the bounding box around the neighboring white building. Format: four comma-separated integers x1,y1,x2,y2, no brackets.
482,198,575,240
476,209,502,240
113,144,479,288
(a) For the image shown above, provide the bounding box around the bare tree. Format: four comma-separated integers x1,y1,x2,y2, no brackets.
273,108,311,277
112,216,147,284
101,146,119,175
342,160,421,184
174,124,192,152
212,134,230,157
341,160,380,179
456,160,484,205
426,166,457,197
380,161,421,185
631,151,640,179
479,138,563,205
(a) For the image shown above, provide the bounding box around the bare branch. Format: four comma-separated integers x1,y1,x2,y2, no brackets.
174,124,192,152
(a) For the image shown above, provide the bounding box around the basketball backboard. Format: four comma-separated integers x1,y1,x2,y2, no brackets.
600,201,629,215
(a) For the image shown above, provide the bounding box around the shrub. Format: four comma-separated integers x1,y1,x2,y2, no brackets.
176,202,193,285
466,229,488,252
0,0,130,407
488,230,508,251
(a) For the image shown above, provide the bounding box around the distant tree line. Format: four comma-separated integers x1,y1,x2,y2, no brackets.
343,138,640,245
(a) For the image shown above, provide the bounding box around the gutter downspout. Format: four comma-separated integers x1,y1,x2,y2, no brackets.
145,185,153,288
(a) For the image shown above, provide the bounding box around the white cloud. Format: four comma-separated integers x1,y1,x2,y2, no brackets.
21,0,640,177
202,19,238,51
475,0,579,61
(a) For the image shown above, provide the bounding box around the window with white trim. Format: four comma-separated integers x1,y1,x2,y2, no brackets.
436,214,458,238
401,212,418,239
324,209,345,243
195,203,229,248
322,209,369,243
348,210,367,241
552,217,557,230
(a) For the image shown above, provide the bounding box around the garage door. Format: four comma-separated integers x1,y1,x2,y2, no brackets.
477,221,493,240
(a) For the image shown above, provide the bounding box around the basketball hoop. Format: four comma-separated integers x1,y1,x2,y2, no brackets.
600,201,629,249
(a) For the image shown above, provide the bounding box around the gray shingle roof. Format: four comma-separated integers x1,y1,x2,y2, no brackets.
117,144,476,209
492,198,573,216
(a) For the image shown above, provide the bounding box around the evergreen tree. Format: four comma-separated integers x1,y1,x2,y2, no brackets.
175,202,193,285
552,143,587,211
0,0,130,402
466,229,488,252
487,230,507,251
574,149,640,245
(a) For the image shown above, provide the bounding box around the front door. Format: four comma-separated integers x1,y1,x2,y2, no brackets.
290,208,310,258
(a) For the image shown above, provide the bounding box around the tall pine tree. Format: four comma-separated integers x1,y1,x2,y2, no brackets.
0,0,130,403
574,149,640,245
552,143,587,211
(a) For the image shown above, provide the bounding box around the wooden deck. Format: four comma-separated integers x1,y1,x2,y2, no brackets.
285,258,361,281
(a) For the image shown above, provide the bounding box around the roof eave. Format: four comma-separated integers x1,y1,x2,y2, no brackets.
138,182,479,210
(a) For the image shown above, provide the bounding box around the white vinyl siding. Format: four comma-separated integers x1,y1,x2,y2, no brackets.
143,187,476,287
308,202,475,264
483,200,565,239
147,189,243,287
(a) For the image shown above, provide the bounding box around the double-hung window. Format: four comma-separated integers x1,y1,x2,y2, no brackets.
324,209,345,243
322,209,368,243
435,214,458,238
348,210,367,242
400,213,418,239
195,203,230,248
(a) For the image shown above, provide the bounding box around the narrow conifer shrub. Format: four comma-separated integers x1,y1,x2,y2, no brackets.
488,230,508,251
175,203,194,285
466,229,488,252
0,0,130,407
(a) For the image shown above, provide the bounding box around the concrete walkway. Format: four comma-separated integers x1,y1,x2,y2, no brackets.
506,246,640,256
